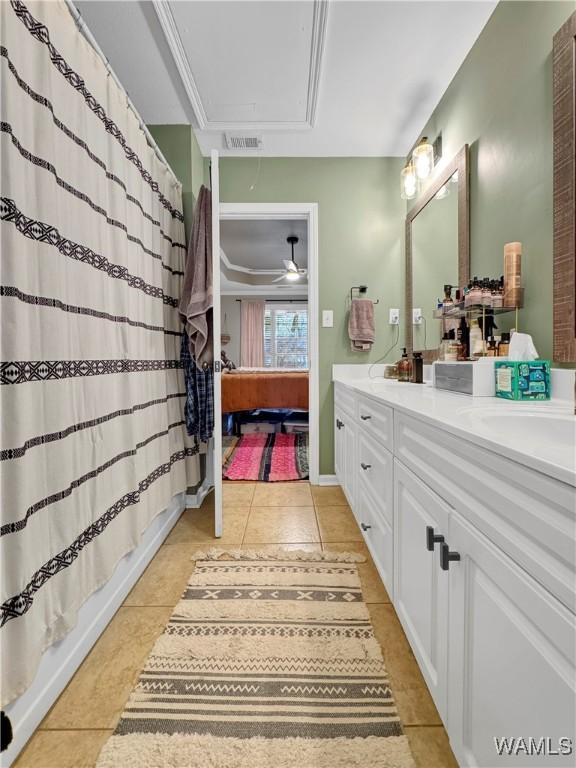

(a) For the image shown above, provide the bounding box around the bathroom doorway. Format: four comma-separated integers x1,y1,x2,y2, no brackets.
219,203,319,486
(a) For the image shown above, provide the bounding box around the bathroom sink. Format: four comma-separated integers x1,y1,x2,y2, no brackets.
467,408,576,450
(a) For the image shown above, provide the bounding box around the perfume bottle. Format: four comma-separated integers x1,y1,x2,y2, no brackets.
398,348,412,382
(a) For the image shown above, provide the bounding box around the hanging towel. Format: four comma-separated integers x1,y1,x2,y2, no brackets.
348,298,375,351
181,332,214,442
180,185,213,366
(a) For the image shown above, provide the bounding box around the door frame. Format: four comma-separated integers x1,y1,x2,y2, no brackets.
219,202,320,485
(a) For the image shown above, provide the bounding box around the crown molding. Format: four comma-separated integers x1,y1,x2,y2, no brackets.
152,0,329,131
220,248,285,276
151,0,208,129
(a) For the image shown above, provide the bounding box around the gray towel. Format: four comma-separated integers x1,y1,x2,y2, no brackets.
348,298,375,351
179,185,213,366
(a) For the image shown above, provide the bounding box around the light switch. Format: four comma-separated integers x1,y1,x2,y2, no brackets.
322,310,334,328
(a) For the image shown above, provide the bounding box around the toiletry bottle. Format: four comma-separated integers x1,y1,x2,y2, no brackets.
439,332,450,361
491,279,503,309
486,337,497,357
467,277,482,307
458,317,469,359
442,284,454,309
469,319,484,358
444,330,459,362
497,331,511,357
411,352,423,383
398,348,411,382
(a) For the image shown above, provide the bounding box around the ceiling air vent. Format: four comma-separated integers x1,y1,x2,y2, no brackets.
224,133,263,151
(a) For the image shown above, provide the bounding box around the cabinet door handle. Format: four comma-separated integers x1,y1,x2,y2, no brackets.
360,523,372,531
336,419,344,430
360,462,371,470
440,542,461,571
426,525,445,552
360,414,371,421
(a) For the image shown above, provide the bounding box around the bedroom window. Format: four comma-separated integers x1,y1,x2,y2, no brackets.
264,304,308,369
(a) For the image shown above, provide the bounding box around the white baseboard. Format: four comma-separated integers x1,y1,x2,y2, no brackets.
317,474,339,486
1,492,185,768
185,478,212,509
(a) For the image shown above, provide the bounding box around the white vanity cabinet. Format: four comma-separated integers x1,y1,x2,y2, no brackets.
447,512,576,767
334,384,357,508
394,461,450,723
333,378,576,768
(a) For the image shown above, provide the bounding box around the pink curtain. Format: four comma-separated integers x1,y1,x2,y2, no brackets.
240,300,265,367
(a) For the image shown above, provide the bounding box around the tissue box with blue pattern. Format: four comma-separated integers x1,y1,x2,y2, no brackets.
495,360,551,401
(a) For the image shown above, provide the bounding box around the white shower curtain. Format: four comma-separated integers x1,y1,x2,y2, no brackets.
0,0,199,706
240,299,265,367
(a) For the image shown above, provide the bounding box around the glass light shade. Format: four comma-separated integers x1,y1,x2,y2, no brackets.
413,137,434,180
400,162,417,200
285,271,300,281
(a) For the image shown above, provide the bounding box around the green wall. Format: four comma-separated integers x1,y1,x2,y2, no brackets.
218,158,405,475
149,1,574,476
415,0,575,359
148,125,205,236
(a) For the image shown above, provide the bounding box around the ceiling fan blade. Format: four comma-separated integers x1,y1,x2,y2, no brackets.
271,274,286,283
282,259,298,272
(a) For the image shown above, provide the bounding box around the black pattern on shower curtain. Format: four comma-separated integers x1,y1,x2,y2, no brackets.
0,0,199,707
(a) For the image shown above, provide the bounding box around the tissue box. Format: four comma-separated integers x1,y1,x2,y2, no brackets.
495,360,551,401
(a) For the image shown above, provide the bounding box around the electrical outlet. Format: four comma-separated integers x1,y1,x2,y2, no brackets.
413,308,423,325
389,308,400,325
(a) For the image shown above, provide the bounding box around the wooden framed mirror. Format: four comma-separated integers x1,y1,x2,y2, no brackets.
553,11,576,363
405,145,470,356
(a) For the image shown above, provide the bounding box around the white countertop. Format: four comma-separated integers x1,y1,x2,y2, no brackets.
333,366,576,487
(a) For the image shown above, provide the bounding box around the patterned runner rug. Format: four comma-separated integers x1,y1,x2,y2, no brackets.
96,549,415,768
223,433,309,481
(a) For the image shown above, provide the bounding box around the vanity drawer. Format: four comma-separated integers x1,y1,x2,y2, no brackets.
334,382,355,419
357,430,393,524
356,480,394,598
394,411,576,612
356,394,393,451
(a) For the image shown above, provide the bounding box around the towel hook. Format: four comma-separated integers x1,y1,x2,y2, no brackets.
350,286,379,304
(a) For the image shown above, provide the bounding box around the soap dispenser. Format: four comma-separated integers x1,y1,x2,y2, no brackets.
398,348,412,382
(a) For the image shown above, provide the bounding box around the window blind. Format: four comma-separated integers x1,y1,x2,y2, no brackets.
263,304,308,369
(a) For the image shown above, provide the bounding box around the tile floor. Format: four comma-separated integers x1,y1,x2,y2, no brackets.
14,481,458,768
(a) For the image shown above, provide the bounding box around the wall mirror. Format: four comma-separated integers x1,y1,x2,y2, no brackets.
405,145,469,355
553,11,575,363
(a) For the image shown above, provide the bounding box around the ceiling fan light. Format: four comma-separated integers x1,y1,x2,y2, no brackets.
285,272,300,281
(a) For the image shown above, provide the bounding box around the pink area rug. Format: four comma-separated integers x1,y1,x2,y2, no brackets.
223,432,309,482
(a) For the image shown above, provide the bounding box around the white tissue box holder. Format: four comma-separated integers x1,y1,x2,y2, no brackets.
432,358,497,397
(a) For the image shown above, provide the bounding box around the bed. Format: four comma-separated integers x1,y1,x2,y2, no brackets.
221,368,309,413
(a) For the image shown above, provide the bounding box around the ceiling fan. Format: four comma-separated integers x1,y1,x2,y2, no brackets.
272,235,307,282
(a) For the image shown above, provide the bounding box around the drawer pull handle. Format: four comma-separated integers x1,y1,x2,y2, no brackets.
360,523,372,531
426,525,445,552
440,542,461,571
360,462,371,470
360,414,372,421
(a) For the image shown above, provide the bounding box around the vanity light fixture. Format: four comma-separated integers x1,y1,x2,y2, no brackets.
400,160,418,200
413,136,435,180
